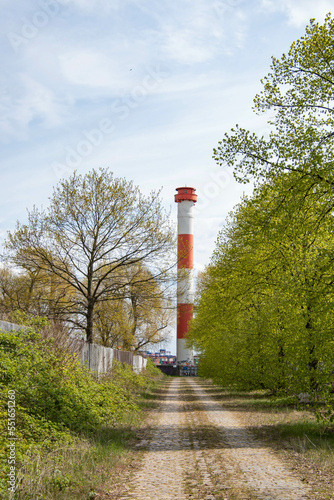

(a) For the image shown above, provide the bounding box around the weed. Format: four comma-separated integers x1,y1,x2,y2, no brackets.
0,326,165,499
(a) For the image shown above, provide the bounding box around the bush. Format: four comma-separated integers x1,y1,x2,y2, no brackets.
0,326,163,497
145,357,166,378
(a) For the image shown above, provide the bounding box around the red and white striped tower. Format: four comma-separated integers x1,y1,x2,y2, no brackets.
174,187,197,363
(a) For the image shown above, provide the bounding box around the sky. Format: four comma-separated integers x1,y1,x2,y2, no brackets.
1,0,333,350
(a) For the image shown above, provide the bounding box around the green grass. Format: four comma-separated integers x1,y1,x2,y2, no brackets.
15,424,137,499
206,381,334,480
10,380,166,500
275,420,334,453
0,324,166,499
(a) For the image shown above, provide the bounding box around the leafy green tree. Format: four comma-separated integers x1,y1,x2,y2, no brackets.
191,15,334,415
4,168,175,342
124,264,173,351
94,296,132,348
0,265,76,321
93,264,173,351
189,174,334,402
214,14,334,206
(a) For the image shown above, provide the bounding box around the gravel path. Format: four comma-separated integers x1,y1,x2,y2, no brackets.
120,378,311,500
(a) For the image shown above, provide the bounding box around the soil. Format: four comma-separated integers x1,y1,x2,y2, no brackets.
97,378,334,500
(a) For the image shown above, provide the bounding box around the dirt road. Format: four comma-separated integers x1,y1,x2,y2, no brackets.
119,378,311,500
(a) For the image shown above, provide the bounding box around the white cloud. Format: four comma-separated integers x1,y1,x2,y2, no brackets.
261,0,332,27
136,1,247,65
58,49,124,89
20,76,64,125
58,46,156,92
58,0,124,11
0,75,66,141
162,28,216,64
4,0,331,276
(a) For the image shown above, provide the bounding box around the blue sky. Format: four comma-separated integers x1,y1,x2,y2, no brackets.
1,1,333,275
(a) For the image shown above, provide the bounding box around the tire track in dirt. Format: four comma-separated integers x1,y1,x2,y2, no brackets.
119,378,191,499
188,379,311,499
120,379,220,499
120,378,312,500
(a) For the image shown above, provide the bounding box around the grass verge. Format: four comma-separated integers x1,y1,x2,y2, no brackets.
203,382,334,499
0,324,166,499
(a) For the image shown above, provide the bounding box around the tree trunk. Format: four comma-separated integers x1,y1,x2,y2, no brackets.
86,300,94,343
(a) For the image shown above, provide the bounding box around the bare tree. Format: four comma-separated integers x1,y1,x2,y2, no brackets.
4,168,175,342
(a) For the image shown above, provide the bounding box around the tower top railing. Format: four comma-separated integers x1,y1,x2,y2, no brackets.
174,187,197,203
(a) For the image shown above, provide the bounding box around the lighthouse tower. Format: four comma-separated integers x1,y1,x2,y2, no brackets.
174,187,197,363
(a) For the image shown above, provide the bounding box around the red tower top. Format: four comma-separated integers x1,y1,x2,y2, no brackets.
174,187,197,203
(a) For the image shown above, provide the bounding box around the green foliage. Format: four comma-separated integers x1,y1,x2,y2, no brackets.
4,168,175,343
214,14,334,189
145,357,166,378
110,358,164,396
8,310,50,331
190,181,334,416
0,329,134,434
110,360,149,393
0,326,163,497
93,264,173,351
191,13,334,425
